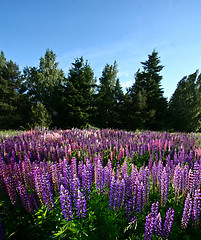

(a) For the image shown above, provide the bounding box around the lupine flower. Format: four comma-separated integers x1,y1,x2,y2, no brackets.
151,201,159,217
95,159,104,192
181,193,192,229
161,168,169,207
162,208,174,239
144,213,154,240
71,174,81,206
60,185,73,221
76,189,87,218
18,182,33,213
173,164,182,202
154,213,162,237
192,189,201,229
41,171,55,210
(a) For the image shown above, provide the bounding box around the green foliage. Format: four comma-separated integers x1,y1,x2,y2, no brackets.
168,70,201,132
64,57,96,128
127,50,168,130
29,102,52,128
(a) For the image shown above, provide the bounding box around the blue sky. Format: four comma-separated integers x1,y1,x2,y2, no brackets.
1,0,201,99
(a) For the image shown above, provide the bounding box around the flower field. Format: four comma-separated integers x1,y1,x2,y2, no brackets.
0,129,201,239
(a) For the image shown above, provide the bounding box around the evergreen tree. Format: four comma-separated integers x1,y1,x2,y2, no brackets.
131,50,167,130
168,71,201,132
0,51,28,129
23,49,65,128
96,61,118,128
113,78,124,128
64,57,96,128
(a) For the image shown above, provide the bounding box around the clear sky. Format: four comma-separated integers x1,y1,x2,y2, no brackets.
1,0,201,99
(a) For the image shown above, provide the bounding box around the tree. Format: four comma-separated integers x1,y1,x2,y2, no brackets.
23,49,65,128
96,61,118,128
64,57,96,128
0,51,28,129
168,70,201,132
131,50,167,130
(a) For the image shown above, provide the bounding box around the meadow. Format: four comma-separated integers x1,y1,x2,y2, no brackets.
0,128,201,239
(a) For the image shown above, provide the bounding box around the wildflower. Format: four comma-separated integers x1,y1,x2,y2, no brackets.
60,185,73,221
76,190,87,218
181,193,192,229
162,208,174,239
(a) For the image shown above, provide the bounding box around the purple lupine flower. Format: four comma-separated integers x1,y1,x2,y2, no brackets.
109,176,116,210
71,174,81,207
60,185,73,221
95,159,104,193
41,171,55,210
144,213,154,240
151,161,157,193
154,213,162,237
182,165,189,199
70,157,77,176
136,182,145,213
18,182,33,213
151,201,159,217
173,164,182,202
181,193,192,229
162,208,174,239
125,198,133,221
78,161,84,183
76,189,87,218
50,163,60,193
192,189,201,229
161,168,169,207
3,173,17,206
117,178,126,209
193,161,200,191
187,168,194,194
33,166,44,204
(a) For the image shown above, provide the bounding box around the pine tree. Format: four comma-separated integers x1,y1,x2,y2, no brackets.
23,49,65,128
168,70,201,132
131,50,167,130
64,57,96,128
96,61,118,128
0,51,26,129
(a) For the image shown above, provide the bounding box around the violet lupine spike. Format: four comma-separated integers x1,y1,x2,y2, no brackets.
192,189,201,229
76,189,87,218
50,163,60,193
173,164,182,202
154,213,162,237
117,178,126,209
182,165,189,199
109,176,116,210
78,161,84,183
70,157,77,176
193,161,200,191
71,174,81,207
18,181,33,213
187,168,194,194
181,193,192,229
151,201,159,217
161,168,169,207
60,185,73,221
4,173,18,206
144,213,154,240
162,208,174,240
33,166,44,205
41,171,55,211
96,159,104,193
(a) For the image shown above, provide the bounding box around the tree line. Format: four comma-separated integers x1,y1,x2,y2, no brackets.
0,49,201,132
